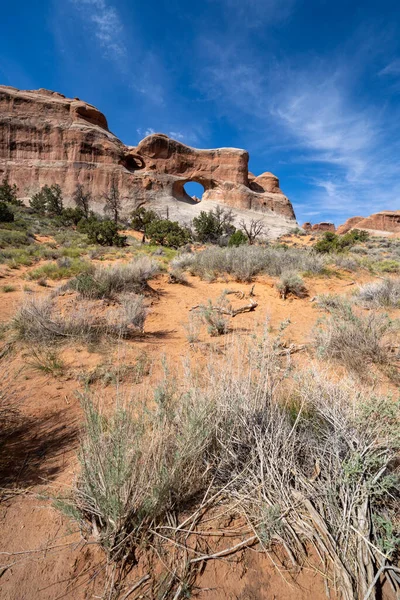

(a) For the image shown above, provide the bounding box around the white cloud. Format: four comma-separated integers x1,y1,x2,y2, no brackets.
168,131,185,141
379,59,400,76
198,41,400,221
69,0,126,59
136,127,155,138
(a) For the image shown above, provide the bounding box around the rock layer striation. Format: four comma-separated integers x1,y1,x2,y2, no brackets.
0,85,297,236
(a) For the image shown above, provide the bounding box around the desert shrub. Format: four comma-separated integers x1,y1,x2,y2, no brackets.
314,298,398,377
0,177,21,206
13,294,147,343
131,206,159,233
28,258,92,280
58,338,400,598
228,230,247,247
183,312,201,343
196,293,231,335
330,253,359,271
316,293,347,312
170,253,196,272
57,380,214,561
168,268,188,284
314,229,369,254
68,257,159,299
59,207,86,226
186,245,326,282
375,259,400,273
82,218,127,247
276,271,307,299
26,347,65,376
0,202,14,223
354,278,400,308
0,229,31,249
146,219,191,248
193,207,235,243
349,244,367,255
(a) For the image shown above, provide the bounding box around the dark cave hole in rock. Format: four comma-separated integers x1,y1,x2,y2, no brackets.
184,181,204,202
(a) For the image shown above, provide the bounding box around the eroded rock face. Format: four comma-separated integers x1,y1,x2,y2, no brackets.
0,85,297,236
301,222,335,232
337,212,400,236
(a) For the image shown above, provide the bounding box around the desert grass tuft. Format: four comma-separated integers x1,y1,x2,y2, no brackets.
67,256,159,299
58,337,400,599
354,277,400,308
313,296,398,378
13,294,147,344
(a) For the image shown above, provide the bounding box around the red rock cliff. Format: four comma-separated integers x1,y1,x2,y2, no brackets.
0,86,297,235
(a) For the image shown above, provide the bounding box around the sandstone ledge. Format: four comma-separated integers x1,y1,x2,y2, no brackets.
0,86,297,237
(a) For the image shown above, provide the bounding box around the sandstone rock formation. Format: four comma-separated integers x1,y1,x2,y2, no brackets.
337,211,400,236
301,222,336,232
0,86,297,237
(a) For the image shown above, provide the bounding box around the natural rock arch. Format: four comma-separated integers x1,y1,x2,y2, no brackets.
0,85,297,238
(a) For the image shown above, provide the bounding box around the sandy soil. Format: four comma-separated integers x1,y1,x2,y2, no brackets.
0,251,398,600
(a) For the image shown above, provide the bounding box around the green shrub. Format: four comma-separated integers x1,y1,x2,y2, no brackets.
376,260,400,273
193,207,235,243
228,230,247,247
131,206,159,233
59,207,86,226
0,229,31,249
0,177,21,206
146,219,191,248
28,258,92,280
0,202,14,223
82,219,127,247
314,230,369,254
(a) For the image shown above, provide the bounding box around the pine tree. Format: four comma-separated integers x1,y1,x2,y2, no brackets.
0,177,21,205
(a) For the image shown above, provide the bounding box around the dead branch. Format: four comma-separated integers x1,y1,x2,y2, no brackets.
190,300,257,317
189,535,258,564
275,343,306,356
120,574,150,600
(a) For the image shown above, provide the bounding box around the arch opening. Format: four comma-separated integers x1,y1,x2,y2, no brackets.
183,181,204,202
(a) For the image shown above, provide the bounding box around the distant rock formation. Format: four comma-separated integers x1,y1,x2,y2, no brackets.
302,222,336,232
337,211,400,236
0,85,297,237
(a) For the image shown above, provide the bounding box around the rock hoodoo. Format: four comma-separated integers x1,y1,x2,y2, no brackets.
0,85,297,236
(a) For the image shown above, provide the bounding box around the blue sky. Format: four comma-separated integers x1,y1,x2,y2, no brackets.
1,0,400,224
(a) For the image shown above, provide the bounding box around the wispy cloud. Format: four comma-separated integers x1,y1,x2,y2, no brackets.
136,127,156,137
69,0,126,59
379,59,400,76
168,131,185,141
197,37,400,222
136,128,197,144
